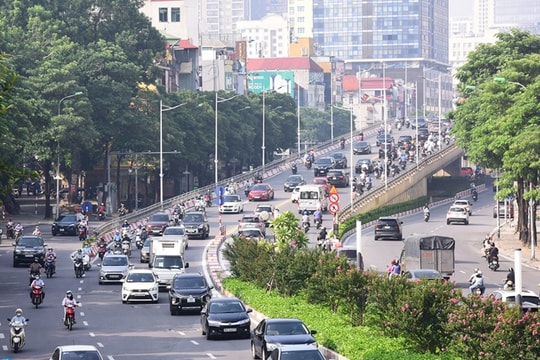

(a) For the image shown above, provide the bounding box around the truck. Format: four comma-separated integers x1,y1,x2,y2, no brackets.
148,236,189,289
399,234,455,280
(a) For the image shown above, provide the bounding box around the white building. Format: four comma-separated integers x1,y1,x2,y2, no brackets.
140,0,199,43
236,14,290,59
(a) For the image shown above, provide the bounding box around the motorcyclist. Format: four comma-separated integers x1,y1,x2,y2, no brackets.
503,268,515,290
423,203,430,217
6,218,14,238
481,234,493,257
62,290,79,324
301,210,310,228
317,227,328,241
73,249,84,269
468,269,485,295
113,229,122,242
9,308,26,326
29,274,45,300
365,174,372,189
340,137,345,149
14,223,23,237
45,248,57,274
118,203,127,217
29,258,42,285
313,209,322,224
488,242,499,264
121,219,130,229
32,226,42,236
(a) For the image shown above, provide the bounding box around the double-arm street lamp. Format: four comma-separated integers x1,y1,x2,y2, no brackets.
160,100,186,209
56,91,83,219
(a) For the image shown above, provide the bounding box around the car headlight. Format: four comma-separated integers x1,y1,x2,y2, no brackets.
150,286,158,292
122,286,128,291
266,343,279,351
236,318,250,325
207,320,221,326
198,224,204,229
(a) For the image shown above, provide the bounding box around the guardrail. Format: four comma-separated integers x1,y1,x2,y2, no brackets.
338,143,464,221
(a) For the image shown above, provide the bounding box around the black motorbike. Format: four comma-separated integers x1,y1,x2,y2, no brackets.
488,255,500,271
302,222,310,234
424,211,430,222
97,211,106,221
472,190,478,202
74,258,84,278
291,164,297,174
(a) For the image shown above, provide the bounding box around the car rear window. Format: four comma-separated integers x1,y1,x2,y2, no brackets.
449,207,466,212
377,219,398,226
327,171,344,176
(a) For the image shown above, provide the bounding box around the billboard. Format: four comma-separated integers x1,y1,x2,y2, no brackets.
247,71,296,97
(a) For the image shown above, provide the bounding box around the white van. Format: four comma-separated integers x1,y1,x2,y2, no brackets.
297,185,328,214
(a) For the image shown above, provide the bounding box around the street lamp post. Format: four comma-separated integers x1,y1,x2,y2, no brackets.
438,73,442,149
56,91,83,219
160,100,186,209
297,84,301,155
382,63,388,189
262,91,266,173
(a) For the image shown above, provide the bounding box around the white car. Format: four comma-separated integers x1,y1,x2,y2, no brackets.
121,269,159,303
290,186,301,203
219,194,244,214
49,345,104,360
489,289,539,312
453,199,472,215
446,205,469,225
254,204,274,227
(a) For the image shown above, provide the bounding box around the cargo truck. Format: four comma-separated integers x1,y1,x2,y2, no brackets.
148,236,189,289
399,234,455,280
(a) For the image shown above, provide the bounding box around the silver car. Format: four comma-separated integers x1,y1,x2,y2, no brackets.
98,254,132,284
140,238,151,263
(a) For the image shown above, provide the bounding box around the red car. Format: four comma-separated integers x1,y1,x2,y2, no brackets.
312,177,330,194
248,183,275,201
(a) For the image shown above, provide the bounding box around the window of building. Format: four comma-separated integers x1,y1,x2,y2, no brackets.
171,8,180,22
298,27,305,34
159,8,168,22
298,17,304,23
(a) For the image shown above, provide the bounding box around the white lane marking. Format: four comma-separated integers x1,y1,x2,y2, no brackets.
77,295,82,299
176,331,186,336
78,287,83,291
80,279,84,283
89,332,96,337
2,345,8,351
80,312,85,316
83,321,88,326
108,356,115,360
206,353,216,359
97,342,104,348
191,340,199,345
0,333,4,339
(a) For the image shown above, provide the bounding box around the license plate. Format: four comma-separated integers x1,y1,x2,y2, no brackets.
187,297,195,303
110,275,121,279
133,293,146,297
223,328,237,333
25,254,34,258
60,229,65,232
384,226,390,229
186,229,196,233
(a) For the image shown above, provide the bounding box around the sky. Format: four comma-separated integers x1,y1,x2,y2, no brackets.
449,0,474,17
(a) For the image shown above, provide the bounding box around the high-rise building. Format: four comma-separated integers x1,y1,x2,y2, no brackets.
245,0,288,20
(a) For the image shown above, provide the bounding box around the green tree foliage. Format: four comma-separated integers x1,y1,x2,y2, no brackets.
270,210,309,250
451,30,540,244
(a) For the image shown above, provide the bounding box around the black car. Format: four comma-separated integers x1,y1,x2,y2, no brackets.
397,135,413,148
418,128,430,142
374,216,403,240
312,157,335,176
51,213,84,236
329,152,348,169
411,117,428,129
169,273,213,315
251,318,318,360
355,158,374,174
182,211,210,239
201,297,252,339
376,134,393,146
326,169,349,188
353,141,372,155
283,175,306,192
13,235,47,267
379,142,394,159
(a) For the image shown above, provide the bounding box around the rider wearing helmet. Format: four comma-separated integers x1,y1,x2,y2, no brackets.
32,226,42,236
10,308,26,326
121,219,130,228
62,290,79,324
29,257,42,285
30,274,45,300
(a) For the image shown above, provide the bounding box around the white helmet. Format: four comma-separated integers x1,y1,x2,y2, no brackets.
15,308,23,315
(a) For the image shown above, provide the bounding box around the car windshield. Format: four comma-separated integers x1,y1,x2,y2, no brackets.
173,277,206,289
239,230,262,237
280,350,324,360
450,207,466,212
331,153,344,159
154,256,184,269
163,227,185,236
102,256,128,266
58,215,78,222
313,179,326,184
378,219,398,226
356,141,368,147
126,272,155,282
17,237,43,247
327,171,343,177
184,213,203,222
266,322,308,335
242,216,259,223
505,296,539,305
286,175,303,182
256,206,272,212
251,184,268,191
209,301,245,313
223,195,240,202
315,158,332,165
149,214,169,222
60,351,102,360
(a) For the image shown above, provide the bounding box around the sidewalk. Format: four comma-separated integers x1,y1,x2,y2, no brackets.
492,220,540,271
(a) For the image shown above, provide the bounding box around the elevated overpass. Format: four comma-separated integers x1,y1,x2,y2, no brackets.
338,143,465,221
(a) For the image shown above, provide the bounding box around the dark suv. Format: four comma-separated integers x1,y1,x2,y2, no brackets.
13,236,47,266
168,273,213,315
313,157,335,176
51,213,84,236
374,217,403,241
326,170,349,188
182,211,210,239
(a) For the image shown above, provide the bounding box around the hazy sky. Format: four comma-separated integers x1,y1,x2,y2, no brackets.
450,0,474,17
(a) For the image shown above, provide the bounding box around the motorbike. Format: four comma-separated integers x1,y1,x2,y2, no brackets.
122,239,131,257
172,211,181,226
302,221,310,234
135,231,146,249
424,211,430,222
64,303,80,331
98,243,107,261
488,255,500,271
195,198,206,212
291,163,297,174
7,317,28,353
373,167,381,179
405,119,411,128
30,284,43,308
340,139,345,149
204,194,212,207
74,258,85,278
244,187,250,198
472,190,478,202
97,211,106,221
14,228,22,240
44,257,55,278
314,218,323,230
6,224,14,239
400,160,407,170
78,226,87,242
304,159,312,170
